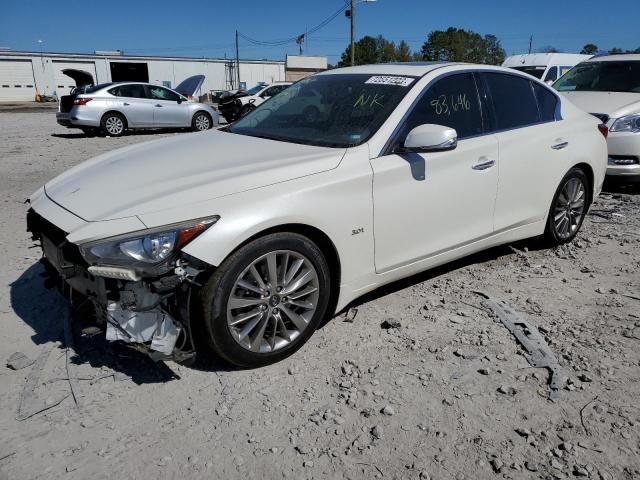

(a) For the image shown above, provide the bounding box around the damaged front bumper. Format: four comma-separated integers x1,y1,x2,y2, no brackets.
26,208,203,362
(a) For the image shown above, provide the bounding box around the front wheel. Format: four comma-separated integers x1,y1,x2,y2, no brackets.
200,233,331,368
192,111,213,131
543,167,590,246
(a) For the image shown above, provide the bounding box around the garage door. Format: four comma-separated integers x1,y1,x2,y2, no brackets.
0,60,36,101
53,61,97,96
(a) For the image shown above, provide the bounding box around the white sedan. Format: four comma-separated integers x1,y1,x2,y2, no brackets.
27,63,607,368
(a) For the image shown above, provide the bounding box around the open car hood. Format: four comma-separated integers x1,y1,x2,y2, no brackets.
62,69,95,87
174,75,205,98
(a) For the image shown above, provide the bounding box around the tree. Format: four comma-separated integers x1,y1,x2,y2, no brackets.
537,45,561,53
395,40,412,62
337,35,412,66
419,28,505,65
580,43,598,55
609,47,624,55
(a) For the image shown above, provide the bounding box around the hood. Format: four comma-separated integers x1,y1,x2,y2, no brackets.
62,69,95,87
560,91,640,118
44,130,345,222
174,75,205,98
219,90,248,103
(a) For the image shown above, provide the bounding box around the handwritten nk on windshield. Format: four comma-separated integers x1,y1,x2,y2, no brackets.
354,93,385,108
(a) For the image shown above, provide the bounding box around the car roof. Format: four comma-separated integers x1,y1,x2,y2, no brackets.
587,54,640,62
318,62,457,77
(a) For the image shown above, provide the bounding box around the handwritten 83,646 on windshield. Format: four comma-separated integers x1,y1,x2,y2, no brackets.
430,93,472,116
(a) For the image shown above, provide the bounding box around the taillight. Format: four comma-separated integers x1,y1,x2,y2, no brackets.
73,97,92,106
597,123,608,139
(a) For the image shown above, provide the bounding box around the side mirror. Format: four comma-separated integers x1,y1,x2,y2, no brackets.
401,124,457,153
177,97,183,104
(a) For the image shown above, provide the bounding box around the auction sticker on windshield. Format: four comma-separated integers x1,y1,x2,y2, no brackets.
365,76,415,87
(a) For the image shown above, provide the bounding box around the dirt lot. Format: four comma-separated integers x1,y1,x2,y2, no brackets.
1,112,639,480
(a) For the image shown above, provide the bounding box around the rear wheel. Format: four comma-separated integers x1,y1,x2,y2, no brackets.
544,168,590,245
192,111,212,132
200,233,331,368
100,113,126,137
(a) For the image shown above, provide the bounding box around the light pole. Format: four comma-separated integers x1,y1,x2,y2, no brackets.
349,0,377,66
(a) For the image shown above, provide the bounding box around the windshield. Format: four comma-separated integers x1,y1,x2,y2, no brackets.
229,73,417,148
554,61,640,93
511,66,545,79
245,84,267,95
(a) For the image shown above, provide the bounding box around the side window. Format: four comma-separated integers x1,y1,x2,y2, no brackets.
543,66,558,83
532,83,559,122
483,72,540,130
109,84,147,98
149,86,179,101
261,87,278,98
399,73,483,142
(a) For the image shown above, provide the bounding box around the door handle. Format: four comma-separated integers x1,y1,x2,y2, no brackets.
123,102,130,106
472,159,496,170
155,104,163,107
551,141,568,150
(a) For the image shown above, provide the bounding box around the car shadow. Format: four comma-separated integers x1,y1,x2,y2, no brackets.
602,180,640,195
330,239,537,321
51,128,190,140
10,262,181,384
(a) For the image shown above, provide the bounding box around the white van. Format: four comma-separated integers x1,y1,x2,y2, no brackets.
502,53,592,84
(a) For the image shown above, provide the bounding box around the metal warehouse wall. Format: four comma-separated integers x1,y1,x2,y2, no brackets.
0,52,286,101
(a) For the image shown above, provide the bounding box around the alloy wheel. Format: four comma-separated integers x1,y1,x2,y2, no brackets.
195,114,210,131
553,177,586,240
226,250,320,353
105,116,124,135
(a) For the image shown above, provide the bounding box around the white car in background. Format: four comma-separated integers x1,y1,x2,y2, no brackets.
28,63,606,368
217,82,292,122
554,54,640,181
503,53,592,84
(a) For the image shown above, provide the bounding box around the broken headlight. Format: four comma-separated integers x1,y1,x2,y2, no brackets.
79,216,219,269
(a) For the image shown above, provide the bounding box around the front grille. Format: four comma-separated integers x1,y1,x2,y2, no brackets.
590,112,610,124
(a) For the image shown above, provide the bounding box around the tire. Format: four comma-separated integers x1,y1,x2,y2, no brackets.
543,167,590,246
192,111,213,132
200,233,331,368
100,112,126,137
240,104,255,118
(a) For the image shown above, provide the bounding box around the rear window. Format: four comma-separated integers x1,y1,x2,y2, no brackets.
483,72,540,130
85,83,113,94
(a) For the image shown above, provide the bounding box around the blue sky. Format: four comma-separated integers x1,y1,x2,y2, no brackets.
1,0,637,61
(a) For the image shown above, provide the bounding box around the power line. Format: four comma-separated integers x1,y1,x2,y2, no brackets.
238,2,347,47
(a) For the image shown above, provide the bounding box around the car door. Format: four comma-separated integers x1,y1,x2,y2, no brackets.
371,73,500,273
479,72,572,232
108,84,154,127
148,85,190,127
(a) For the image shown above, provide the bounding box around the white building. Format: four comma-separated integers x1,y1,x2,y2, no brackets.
0,50,289,101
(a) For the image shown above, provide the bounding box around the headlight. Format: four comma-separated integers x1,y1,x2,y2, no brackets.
80,216,219,269
610,114,640,133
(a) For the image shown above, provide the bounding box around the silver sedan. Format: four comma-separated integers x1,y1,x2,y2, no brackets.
56,78,219,137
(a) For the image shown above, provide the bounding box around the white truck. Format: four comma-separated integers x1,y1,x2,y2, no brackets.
502,53,592,84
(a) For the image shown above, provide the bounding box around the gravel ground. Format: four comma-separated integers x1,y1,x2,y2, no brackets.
1,112,639,480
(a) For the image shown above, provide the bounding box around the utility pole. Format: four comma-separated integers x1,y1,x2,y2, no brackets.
528,35,533,54
235,30,240,89
350,0,355,66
